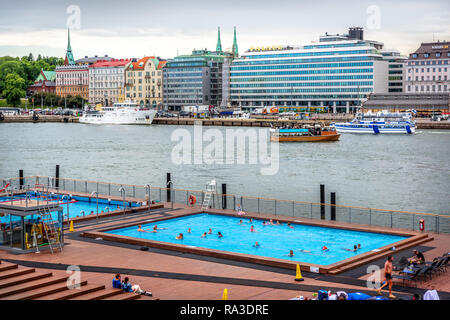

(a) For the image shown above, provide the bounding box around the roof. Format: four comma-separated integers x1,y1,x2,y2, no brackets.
127,56,167,70
75,55,113,65
89,58,131,68
35,70,56,82
409,41,450,59
363,93,449,109
28,81,56,88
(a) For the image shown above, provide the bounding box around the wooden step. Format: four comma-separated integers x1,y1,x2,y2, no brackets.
104,292,141,300
0,267,36,281
0,271,53,289
0,274,69,299
3,279,88,300
68,288,124,300
0,263,18,273
34,284,105,300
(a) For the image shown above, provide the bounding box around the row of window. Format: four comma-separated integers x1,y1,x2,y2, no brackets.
230,87,373,94
230,75,374,83
230,68,374,77
407,75,448,81
231,82,373,88
230,61,374,71
229,94,366,100
406,85,449,92
411,52,450,59
232,56,376,66
407,59,449,65
407,67,448,73
243,50,376,60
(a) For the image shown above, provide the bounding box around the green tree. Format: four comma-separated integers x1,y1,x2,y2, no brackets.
2,73,26,107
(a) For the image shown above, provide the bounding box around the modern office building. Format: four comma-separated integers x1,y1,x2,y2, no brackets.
125,56,166,109
403,41,450,94
88,58,131,106
381,49,407,92
162,27,237,111
229,27,390,113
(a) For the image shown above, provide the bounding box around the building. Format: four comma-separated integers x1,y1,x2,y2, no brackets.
162,27,237,111
27,69,56,96
88,58,131,106
229,27,391,113
381,49,407,92
124,56,166,108
403,41,450,94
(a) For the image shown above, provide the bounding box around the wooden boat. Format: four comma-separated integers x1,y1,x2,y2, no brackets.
270,126,340,142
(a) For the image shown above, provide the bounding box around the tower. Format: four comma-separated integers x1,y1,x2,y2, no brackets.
64,28,75,66
216,27,222,52
232,26,238,57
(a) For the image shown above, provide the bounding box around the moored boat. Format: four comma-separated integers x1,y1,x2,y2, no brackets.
270,125,340,142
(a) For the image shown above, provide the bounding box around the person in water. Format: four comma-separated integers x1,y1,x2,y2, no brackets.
137,225,150,233
249,218,253,223
201,232,207,238
322,246,329,252
176,233,183,240
218,232,223,238
276,220,281,225
187,228,191,233
344,245,358,252
288,250,294,257
208,228,213,234
253,241,260,248
250,225,256,232
152,225,167,232
239,220,243,225
287,222,294,229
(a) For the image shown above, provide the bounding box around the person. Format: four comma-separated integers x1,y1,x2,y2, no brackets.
239,220,243,225
122,277,152,296
253,241,260,248
343,245,358,252
208,228,213,234
121,277,133,293
322,246,329,252
218,231,223,238
377,255,396,299
249,218,253,223
269,219,274,225
287,222,294,229
288,250,294,257
276,220,281,225
112,274,122,289
137,225,149,233
187,228,191,233
201,232,207,238
176,233,183,240
90,210,94,215
250,225,256,232
357,244,361,250
410,249,425,264
262,221,267,226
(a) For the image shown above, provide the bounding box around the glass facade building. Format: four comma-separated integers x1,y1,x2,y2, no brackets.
229,29,390,113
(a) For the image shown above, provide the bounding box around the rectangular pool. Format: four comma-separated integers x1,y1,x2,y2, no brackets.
105,213,407,266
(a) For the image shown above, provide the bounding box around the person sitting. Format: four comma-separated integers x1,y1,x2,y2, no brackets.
410,249,425,264
217,231,223,238
122,277,152,296
121,277,133,293
176,233,183,240
112,274,122,289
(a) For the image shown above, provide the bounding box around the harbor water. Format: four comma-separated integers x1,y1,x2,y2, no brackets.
0,122,449,215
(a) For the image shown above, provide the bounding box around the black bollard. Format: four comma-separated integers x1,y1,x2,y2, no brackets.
166,172,171,202
55,165,60,189
222,183,227,209
320,184,325,220
19,170,24,190
330,192,336,221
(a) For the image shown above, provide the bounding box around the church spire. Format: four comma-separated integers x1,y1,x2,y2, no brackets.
64,28,75,66
216,27,222,52
232,26,238,57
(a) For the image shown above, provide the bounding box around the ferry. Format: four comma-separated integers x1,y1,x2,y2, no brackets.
79,102,157,125
270,125,340,142
332,111,416,134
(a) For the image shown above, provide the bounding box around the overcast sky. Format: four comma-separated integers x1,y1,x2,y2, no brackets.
0,0,449,60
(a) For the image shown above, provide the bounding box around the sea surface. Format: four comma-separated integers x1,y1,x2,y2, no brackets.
0,123,449,214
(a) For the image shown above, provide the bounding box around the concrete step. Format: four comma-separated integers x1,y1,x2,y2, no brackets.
3,279,88,300
0,263,18,273
0,266,36,281
104,292,141,300
0,274,69,299
68,288,124,300
34,284,105,300
0,271,53,289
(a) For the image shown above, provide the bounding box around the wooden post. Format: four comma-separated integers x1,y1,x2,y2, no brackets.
320,184,325,220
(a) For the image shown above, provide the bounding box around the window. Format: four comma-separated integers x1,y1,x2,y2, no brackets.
436,53,441,57
424,53,429,58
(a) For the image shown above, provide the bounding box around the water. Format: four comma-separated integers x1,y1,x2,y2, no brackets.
106,213,407,266
0,123,449,214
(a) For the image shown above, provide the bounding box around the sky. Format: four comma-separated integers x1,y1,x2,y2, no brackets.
0,0,449,60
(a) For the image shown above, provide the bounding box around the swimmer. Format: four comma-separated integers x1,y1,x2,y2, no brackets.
322,246,329,252
201,232,207,238
287,250,294,257
276,220,281,225
250,225,256,232
153,225,167,232
253,241,260,248
287,222,294,229
343,245,358,252
208,228,213,234
175,233,183,240
269,219,274,225
249,218,253,223
187,228,191,233
137,225,150,233
239,220,243,224
262,221,267,226
218,232,223,238
357,244,361,250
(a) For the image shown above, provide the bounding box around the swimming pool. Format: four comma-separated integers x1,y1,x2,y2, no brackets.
0,192,141,222
105,213,407,266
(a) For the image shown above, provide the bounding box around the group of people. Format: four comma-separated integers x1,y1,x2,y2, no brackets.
112,274,152,296
138,224,224,240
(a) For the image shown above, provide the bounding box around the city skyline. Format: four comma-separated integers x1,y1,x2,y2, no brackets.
0,0,449,59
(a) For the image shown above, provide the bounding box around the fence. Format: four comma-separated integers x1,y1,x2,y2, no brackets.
2,176,449,234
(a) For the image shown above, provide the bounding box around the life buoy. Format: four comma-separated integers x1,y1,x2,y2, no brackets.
188,195,196,205
419,219,425,232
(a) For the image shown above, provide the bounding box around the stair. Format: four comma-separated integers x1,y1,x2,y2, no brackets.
68,288,125,300
0,271,53,289
0,274,69,299
106,292,141,300
34,284,105,300
0,266,36,281
3,280,88,300
0,262,18,273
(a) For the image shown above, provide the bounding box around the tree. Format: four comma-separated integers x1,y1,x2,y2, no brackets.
2,73,26,107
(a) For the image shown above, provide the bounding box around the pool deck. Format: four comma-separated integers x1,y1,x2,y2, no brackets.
1,194,449,300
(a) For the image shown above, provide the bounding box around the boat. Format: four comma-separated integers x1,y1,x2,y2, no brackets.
79,102,157,125
332,111,416,134
270,125,340,142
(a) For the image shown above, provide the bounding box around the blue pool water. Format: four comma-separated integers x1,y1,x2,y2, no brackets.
0,193,141,223
105,213,407,266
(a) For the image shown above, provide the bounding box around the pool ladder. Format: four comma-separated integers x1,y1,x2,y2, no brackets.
38,206,63,254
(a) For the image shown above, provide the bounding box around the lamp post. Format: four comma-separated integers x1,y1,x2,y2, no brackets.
91,191,99,222
144,184,151,210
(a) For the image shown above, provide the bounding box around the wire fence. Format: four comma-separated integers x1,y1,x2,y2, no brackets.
2,176,449,234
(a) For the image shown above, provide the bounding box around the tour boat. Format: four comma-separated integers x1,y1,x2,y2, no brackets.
79,102,157,125
270,125,340,142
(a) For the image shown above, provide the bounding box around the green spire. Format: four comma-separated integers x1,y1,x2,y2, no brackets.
216,27,222,52
65,28,75,65
232,26,238,57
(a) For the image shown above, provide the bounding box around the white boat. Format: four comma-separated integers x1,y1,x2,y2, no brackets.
79,102,157,125
332,111,416,134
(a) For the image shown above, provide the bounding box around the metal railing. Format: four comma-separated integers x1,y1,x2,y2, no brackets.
2,176,449,234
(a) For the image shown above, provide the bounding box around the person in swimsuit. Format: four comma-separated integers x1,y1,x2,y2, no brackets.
377,255,396,299
253,241,260,248
187,228,191,233
137,225,150,233
208,228,213,234
287,250,294,257
175,233,183,240
201,232,207,238
250,225,256,232
287,223,294,229
218,231,223,238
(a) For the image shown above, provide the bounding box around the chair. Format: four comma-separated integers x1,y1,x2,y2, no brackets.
393,256,409,271
392,268,421,287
